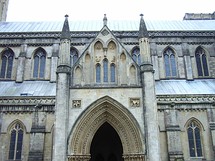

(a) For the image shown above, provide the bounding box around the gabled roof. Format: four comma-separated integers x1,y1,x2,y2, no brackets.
0,20,215,33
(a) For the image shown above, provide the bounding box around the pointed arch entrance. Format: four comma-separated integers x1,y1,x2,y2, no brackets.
68,96,145,161
90,122,123,161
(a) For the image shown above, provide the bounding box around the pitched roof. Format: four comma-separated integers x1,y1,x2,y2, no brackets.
0,79,214,97
0,20,215,32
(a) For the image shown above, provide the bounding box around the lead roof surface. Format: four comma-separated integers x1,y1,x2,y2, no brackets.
0,79,214,97
0,20,215,32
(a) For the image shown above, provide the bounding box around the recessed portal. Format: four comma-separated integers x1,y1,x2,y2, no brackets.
90,122,123,161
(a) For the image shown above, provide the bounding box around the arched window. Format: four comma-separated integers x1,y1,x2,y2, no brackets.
164,48,177,77
103,59,108,82
71,48,79,66
96,64,101,83
33,48,46,78
195,47,209,77
132,48,140,65
8,123,24,160
0,49,14,79
187,121,203,157
110,63,116,82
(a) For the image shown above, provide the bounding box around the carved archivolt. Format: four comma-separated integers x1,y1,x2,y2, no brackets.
68,96,144,156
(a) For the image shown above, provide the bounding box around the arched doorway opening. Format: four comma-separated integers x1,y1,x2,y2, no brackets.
68,96,145,161
90,122,123,161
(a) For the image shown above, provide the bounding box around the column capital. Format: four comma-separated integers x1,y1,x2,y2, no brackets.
56,65,71,74
140,63,154,73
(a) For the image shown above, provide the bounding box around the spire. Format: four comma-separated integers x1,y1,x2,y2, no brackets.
138,14,149,38
103,14,107,26
60,15,71,40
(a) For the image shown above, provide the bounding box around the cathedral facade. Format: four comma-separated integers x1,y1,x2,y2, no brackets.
0,2,215,161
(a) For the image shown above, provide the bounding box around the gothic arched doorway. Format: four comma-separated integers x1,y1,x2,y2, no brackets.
68,96,145,161
90,122,123,161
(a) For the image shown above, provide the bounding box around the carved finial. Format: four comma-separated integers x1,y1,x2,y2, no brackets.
138,13,149,38
61,14,71,40
103,14,107,26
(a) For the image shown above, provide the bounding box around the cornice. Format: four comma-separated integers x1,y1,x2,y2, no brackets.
0,96,55,105
157,94,215,105
0,31,214,40
0,96,55,114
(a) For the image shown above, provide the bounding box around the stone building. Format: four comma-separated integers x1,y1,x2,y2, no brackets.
0,1,215,161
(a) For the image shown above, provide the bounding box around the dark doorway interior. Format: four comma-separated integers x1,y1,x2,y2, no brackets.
90,122,123,161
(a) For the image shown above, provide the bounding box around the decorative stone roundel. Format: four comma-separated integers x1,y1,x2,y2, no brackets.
68,96,144,156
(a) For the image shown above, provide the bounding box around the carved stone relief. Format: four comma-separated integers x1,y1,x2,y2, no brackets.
72,100,81,108
130,98,140,107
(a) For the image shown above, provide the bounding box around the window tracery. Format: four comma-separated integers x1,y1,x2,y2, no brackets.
187,121,203,157
96,63,101,83
163,48,177,77
8,123,24,160
71,48,79,66
33,48,46,79
132,48,140,65
0,48,14,79
195,47,209,77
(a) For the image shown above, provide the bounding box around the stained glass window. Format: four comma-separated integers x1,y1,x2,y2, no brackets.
33,48,46,78
103,59,108,82
0,49,14,79
70,48,78,66
187,121,203,157
163,48,177,77
195,47,209,77
132,48,140,65
9,123,23,160
110,63,116,82
96,64,101,83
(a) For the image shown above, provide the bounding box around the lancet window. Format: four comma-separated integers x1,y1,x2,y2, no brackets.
0,48,14,79
195,47,209,77
33,48,46,78
8,123,24,160
71,48,79,66
187,121,203,157
132,47,140,65
163,48,177,77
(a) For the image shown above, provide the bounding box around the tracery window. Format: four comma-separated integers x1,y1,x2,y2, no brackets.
96,63,101,83
195,47,209,77
71,48,79,66
110,63,116,82
103,59,108,82
0,49,14,79
132,48,141,65
187,121,203,157
163,48,177,77
8,123,24,160
33,48,46,78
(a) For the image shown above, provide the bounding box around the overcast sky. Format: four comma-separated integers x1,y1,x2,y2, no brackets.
6,0,215,22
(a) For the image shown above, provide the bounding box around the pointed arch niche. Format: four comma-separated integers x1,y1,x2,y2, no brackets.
68,96,145,161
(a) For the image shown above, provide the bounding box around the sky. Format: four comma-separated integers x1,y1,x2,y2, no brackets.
6,0,215,22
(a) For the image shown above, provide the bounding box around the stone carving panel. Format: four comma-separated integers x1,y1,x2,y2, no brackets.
130,98,140,107
72,100,81,108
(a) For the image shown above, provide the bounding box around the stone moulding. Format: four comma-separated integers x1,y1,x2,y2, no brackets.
0,96,55,113
0,31,214,40
68,96,144,156
157,94,215,104
0,96,55,105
